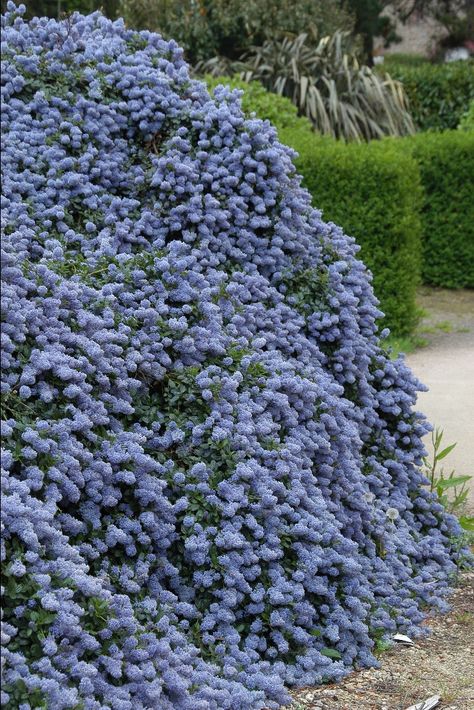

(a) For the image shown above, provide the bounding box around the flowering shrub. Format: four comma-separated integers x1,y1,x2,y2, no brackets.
0,4,465,709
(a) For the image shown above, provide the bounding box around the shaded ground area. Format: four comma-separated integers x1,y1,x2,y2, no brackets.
287,572,474,710
406,288,474,512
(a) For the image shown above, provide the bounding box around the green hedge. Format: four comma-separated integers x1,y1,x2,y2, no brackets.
380,60,474,132
458,100,474,130
382,53,430,68
406,130,474,288
283,131,423,336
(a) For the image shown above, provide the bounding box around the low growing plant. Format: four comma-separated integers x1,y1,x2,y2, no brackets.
424,428,473,531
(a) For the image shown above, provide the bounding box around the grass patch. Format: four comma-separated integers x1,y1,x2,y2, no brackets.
384,334,428,359
420,319,454,334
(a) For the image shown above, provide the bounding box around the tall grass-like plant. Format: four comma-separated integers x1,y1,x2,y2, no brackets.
201,31,415,141
424,428,473,531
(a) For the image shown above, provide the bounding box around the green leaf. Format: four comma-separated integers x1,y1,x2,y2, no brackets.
435,443,457,461
459,516,474,532
436,475,471,490
321,647,342,659
449,489,469,509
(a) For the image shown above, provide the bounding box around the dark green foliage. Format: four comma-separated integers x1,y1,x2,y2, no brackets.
119,0,354,65
380,59,474,131
407,130,474,288
282,131,423,335
345,0,397,64
458,100,474,130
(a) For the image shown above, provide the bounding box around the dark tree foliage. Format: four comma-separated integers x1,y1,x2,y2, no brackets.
343,0,400,64
117,0,355,65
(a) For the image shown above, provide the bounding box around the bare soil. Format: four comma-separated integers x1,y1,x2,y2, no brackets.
287,572,474,710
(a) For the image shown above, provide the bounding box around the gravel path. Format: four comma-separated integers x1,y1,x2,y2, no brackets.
406,288,474,512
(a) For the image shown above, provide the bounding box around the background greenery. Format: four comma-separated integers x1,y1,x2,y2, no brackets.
380,58,474,131
118,0,355,65
408,130,474,288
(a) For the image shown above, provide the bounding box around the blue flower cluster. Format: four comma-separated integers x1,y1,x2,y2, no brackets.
1,4,464,709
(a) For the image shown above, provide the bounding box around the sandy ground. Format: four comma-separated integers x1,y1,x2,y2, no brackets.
405,288,474,511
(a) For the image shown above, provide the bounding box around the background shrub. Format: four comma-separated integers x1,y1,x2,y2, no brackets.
458,100,474,130
118,0,354,64
283,132,423,335
406,130,474,288
379,59,474,131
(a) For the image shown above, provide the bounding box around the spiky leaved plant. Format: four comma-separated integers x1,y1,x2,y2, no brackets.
201,30,415,141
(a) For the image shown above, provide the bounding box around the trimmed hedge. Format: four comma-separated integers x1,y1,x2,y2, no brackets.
282,131,423,336
381,59,474,132
407,130,474,288
458,99,474,130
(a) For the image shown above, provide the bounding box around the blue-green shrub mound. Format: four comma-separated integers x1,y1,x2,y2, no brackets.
1,5,464,709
